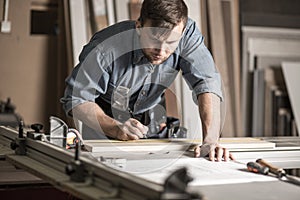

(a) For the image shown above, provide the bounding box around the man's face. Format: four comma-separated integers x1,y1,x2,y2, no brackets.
137,20,184,65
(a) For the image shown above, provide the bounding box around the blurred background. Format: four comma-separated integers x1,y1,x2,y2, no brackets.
0,0,299,138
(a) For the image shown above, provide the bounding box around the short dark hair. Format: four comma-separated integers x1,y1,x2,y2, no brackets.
139,0,188,29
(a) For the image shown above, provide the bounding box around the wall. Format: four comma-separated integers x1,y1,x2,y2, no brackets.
240,0,300,28
0,0,66,130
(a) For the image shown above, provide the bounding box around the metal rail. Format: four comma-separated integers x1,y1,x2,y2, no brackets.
0,126,202,200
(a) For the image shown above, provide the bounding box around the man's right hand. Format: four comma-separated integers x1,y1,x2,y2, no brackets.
116,118,149,140
72,102,149,141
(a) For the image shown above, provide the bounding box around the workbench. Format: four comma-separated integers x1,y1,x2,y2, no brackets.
1,126,300,200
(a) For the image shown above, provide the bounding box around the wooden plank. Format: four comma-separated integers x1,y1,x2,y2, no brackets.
251,69,265,136
69,0,88,65
62,0,73,72
207,0,241,137
245,38,300,137
105,0,115,25
241,26,300,136
264,68,280,137
227,0,242,136
248,39,300,64
207,0,234,137
282,62,300,135
220,0,241,136
114,0,130,22
128,0,141,20
200,0,210,47
251,57,300,137
84,137,276,152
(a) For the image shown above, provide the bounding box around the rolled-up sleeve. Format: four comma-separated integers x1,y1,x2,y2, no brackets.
179,20,223,104
60,47,110,116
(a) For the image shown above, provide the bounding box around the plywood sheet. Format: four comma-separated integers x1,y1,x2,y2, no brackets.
282,62,300,135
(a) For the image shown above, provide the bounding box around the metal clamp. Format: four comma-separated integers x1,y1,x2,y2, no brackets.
65,142,86,182
10,121,26,155
26,123,47,141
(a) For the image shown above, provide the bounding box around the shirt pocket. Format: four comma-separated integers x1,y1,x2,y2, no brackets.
102,82,130,111
112,85,130,111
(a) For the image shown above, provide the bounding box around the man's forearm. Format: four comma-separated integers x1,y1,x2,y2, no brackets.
195,93,233,161
72,101,120,138
197,93,221,144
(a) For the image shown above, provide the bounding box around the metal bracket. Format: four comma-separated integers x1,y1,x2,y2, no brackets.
50,116,68,148
26,123,48,141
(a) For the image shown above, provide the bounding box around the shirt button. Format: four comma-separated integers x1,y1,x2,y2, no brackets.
141,90,146,96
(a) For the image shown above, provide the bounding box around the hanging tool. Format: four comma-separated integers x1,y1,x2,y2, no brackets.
256,158,300,186
1,0,11,33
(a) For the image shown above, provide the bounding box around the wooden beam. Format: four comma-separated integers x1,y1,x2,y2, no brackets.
208,0,235,137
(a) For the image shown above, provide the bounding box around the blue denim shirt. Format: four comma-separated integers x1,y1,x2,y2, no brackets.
61,18,223,122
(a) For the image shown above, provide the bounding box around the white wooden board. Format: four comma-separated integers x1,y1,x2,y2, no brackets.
282,62,300,135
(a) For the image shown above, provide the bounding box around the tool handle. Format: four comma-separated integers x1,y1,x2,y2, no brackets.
285,175,300,186
4,0,10,21
256,158,285,177
247,162,269,175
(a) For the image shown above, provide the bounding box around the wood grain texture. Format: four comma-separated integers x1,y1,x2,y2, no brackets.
207,0,235,137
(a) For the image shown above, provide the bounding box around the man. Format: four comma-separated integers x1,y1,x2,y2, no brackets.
61,0,232,161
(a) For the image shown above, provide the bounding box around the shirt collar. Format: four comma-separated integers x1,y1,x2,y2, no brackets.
132,31,146,65
133,49,145,65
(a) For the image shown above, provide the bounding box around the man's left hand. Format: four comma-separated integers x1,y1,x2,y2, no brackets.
194,143,235,162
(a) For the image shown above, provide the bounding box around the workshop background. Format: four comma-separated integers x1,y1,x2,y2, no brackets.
0,0,300,138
